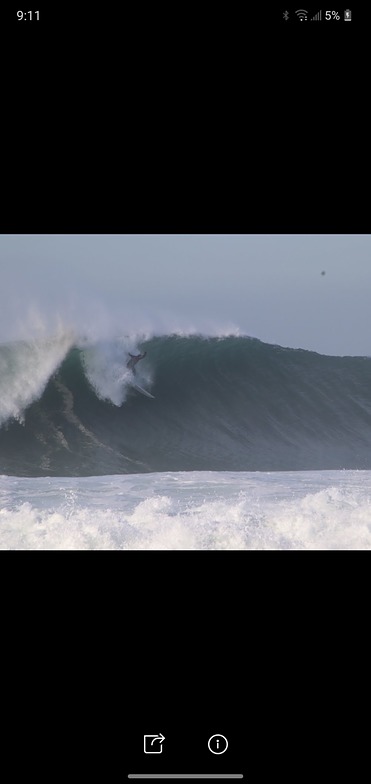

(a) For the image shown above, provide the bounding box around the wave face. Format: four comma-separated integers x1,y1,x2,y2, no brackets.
1,334,371,476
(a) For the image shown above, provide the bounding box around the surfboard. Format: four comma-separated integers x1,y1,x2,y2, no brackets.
133,383,155,399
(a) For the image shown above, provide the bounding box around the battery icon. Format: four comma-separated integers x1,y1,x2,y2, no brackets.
344,9,352,21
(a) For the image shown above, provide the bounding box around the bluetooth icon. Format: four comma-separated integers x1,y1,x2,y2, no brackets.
283,10,289,20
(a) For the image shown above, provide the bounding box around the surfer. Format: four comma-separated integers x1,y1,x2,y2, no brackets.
126,351,147,375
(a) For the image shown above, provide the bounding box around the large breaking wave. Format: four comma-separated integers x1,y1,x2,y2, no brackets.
1,333,371,476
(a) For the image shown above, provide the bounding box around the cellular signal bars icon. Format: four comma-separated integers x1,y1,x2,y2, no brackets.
311,10,322,21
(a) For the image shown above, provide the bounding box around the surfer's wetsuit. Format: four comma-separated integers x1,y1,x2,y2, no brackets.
126,352,146,376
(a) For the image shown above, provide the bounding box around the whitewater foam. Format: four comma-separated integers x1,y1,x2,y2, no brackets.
1,470,371,550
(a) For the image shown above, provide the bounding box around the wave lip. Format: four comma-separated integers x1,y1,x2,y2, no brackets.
1,334,371,476
0,333,74,427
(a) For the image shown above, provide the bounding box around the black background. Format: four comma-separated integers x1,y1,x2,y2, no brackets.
1,4,369,780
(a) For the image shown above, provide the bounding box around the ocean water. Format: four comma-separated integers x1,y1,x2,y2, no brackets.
1,333,371,549
1,469,371,549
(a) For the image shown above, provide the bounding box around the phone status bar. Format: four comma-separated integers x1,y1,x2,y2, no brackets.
281,9,352,22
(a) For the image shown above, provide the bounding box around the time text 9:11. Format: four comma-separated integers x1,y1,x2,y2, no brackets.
17,11,40,21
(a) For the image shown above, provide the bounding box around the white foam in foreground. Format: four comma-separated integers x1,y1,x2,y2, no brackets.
1,470,371,550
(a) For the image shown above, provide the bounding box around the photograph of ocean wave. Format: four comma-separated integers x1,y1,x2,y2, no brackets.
1,234,370,549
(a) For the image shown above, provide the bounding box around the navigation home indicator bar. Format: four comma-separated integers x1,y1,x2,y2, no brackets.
128,776,244,780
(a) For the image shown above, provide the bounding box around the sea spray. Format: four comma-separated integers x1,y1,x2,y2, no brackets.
0,331,74,426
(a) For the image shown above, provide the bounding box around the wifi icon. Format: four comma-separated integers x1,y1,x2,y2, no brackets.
295,9,308,20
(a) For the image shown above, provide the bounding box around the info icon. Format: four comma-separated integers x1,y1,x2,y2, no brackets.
208,734,228,755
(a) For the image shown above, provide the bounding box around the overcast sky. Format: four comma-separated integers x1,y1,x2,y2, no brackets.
0,234,370,355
